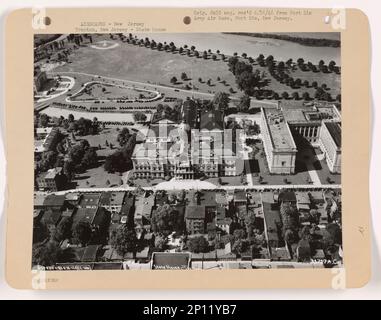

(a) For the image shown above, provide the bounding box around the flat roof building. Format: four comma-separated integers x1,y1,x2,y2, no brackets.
319,121,341,173
261,108,297,174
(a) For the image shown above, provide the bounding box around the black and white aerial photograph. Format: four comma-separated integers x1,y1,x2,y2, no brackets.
32,32,342,271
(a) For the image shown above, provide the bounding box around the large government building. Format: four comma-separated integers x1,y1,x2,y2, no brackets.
261,103,341,174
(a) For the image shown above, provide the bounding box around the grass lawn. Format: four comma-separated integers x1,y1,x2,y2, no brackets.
71,82,157,101
52,34,340,103
81,128,120,156
55,35,239,95
73,166,123,188
71,128,130,188
291,68,341,98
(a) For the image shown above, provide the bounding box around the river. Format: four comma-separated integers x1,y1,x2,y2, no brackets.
135,33,340,65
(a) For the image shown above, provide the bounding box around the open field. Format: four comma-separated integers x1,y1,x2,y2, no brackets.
70,81,158,102
40,106,153,123
53,36,240,96
45,33,340,107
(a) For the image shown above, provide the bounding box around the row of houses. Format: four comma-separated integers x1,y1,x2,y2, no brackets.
261,189,342,262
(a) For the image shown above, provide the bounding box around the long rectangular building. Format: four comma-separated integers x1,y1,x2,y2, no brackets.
320,121,341,173
261,108,298,174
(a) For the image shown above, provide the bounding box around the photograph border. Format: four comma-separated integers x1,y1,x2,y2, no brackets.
5,7,371,289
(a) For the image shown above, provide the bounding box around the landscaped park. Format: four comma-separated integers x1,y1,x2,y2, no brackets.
34,32,341,190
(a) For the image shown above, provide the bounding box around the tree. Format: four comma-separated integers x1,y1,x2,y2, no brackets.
297,58,305,66
232,239,249,255
328,60,336,72
110,226,138,256
233,228,246,241
281,91,289,100
238,94,251,112
117,128,131,147
32,241,63,266
170,76,177,84
72,221,92,246
326,223,342,245
284,228,298,244
151,204,185,234
81,147,98,168
63,160,75,181
314,87,325,100
235,70,262,96
68,144,85,166
299,225,313,241
302,92,310,101
265,55,274,66
244,213,256,237
212,92,230,112
38,113,50,127
187,236,209,253
53,217,72,242
234,61,253,76
181,72,188,81
280,202,299,236
133,111,147,123
228,56,239,73
154,234,168,251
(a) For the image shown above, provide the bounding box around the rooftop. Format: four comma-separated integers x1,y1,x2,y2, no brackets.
283,109,309,123
185,205,206,219
148,119,179,139
278,191,296,203
262,201,281,244
44,167,62,179
99,191,126,207
199,191,217,207
43,194,66,207
121,193,135,214
135,193,155,219
78,193,102,208
234,189,247,202
72,207,98,226
81,245,101,262
34,193,47,207
152,252,191,270
324,121,342,148
262,108,296,151
200,110,224,131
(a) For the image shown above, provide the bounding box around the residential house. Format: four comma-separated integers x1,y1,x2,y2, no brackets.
134,192,155,230
78,192,102,209
43,194,66,211
185,205,206,234
36,167,67,192
99,191,126,214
